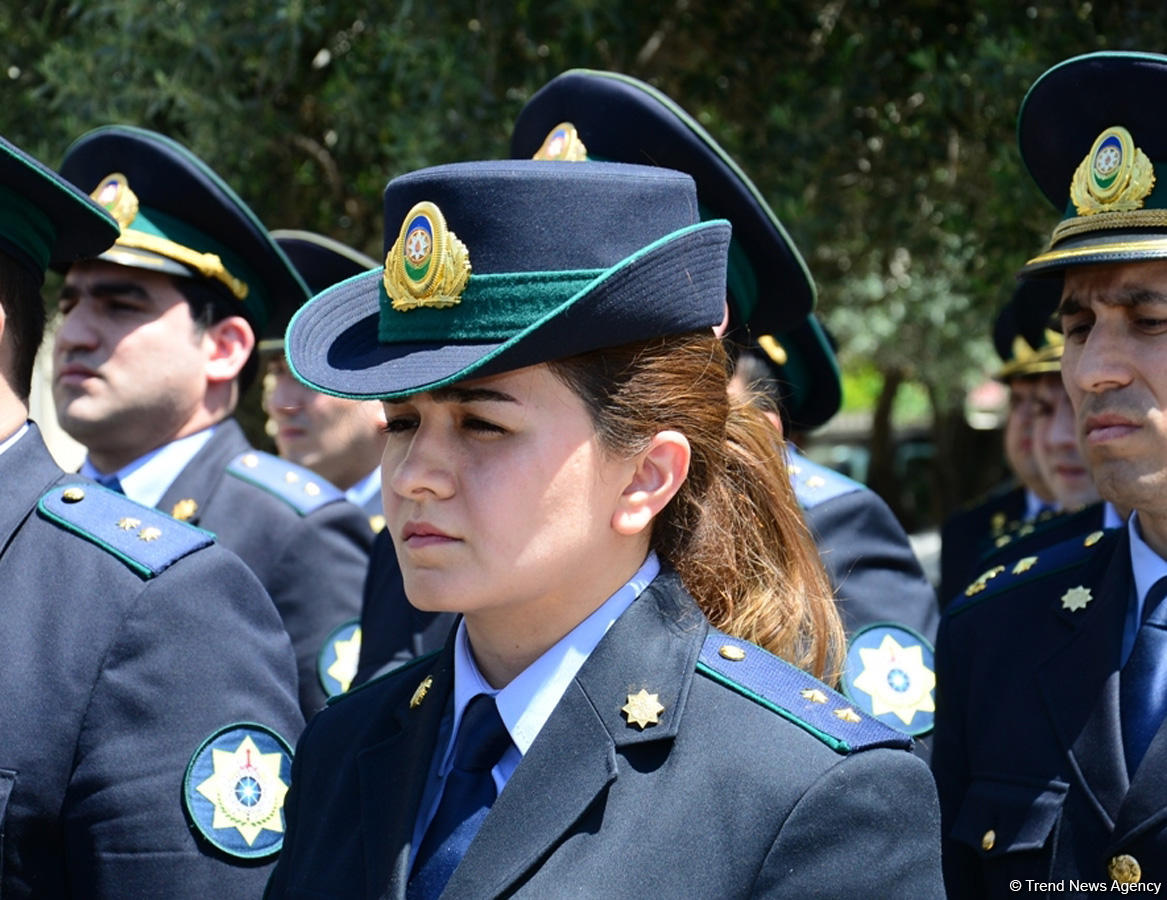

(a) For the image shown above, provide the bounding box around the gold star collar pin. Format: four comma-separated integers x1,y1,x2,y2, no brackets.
1061,585,1093,612
622,689,665,730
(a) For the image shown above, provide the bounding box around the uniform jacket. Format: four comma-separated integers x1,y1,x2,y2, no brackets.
155,418,373,718
790,450,939,643
267,568,945,899
933,527,1167,894
938,484,1027,607
353,530,454,687
0,424,304,897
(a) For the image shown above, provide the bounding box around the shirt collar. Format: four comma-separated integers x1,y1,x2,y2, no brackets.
81,425,217,508
0,422,30,459
1128,512,1167,611
1025,488,1053,520
345,466,381,509
447,551,661,767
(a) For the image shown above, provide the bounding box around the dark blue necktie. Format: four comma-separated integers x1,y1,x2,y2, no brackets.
407,694,512,900
1121,577,1167,773
94,472,124,494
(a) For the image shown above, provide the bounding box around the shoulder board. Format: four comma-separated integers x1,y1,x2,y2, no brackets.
983,504,1096,556
38,482,214,579
787,452,863,510
226,451,343,515
947,527,1115,617
696,630,912,754
325,647,441,707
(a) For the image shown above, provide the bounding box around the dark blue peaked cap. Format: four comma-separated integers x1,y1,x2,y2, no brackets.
263,230,378,350
286,160,731,401
509,69,815,337
746,316,841,431
1019,52,1167,275
59,125,309,331
992,278,1063,380
0,136,118,280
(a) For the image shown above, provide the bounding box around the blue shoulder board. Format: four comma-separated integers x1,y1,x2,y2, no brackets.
947,527,1113,617
38,482,214,579
696,630,912,754
787,450,863,510
226,451,343,515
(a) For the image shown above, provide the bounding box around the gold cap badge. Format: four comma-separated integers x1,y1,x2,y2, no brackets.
533,123,588,162
91,173,140,229
1070,126,1155,216
384,201,471,311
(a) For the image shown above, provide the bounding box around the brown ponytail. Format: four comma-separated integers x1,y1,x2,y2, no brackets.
549,332,844,684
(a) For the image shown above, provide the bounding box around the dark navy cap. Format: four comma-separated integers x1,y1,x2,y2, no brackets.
993,278,1063,380
285,160,731,401
509,69,814,336
745,316,842,431
262,230,378,352
0,136,118,281
1019,52,1167,276
59,125,309,331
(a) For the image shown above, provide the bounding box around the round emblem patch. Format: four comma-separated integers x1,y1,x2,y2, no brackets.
403,214,434,281
842,623,936,736
318,618,363,698
1089,127,1133,202
183,723,293,859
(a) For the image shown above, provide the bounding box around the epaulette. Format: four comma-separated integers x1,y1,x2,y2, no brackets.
787,452,863,510
325,647,441,707
38,482,214,579
947,527,1115,617
226,450,343,515
985,506,1074,553
696,630,912,754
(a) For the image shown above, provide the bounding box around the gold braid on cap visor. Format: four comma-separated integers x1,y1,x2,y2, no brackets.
113,228,249,300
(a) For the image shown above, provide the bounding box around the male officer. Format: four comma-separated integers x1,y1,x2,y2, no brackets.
0,136,302,896
263,230,386,522
509,69,940,746
938,288,1060,603
932,51,1167,891
52,126,372,719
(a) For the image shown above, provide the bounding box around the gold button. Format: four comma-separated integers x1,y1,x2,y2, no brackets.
718,644,746,661
241,454,259,468
1109,854,1141,884
305,482,321,497
62,487,86,503
981,829,995,851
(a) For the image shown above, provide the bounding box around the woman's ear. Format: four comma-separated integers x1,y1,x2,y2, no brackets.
611,430,691,536
204,315,256,384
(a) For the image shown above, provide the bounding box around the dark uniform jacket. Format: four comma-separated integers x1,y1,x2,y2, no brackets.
938,484,1028,607
0,424,304,897
155,418,373,718
933,527,1166,894
790,450,939,642
267,568,945,899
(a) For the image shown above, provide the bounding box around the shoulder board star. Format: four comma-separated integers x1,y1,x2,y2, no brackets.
787,451,863,511
38,482,213,579
226,450,344,516
696,631,911,754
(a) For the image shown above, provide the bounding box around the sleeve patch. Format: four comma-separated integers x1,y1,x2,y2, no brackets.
843,623,935,737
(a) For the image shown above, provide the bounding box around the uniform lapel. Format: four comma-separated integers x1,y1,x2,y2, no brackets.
0,424,65,550
1036,531,1132,827
441,568,705,899
155,419,248,524
361,644,454,900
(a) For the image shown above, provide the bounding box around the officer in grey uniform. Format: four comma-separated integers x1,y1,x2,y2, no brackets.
51,127,373,719
0,136,302,896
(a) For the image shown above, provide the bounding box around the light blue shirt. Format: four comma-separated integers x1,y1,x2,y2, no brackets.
1123,512,1167,665
408,551,661,868
81,426,217,508
1024,488,1053,520
345,466,381,512
0,422,30,459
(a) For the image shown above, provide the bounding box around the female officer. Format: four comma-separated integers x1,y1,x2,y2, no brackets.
265,160,943,898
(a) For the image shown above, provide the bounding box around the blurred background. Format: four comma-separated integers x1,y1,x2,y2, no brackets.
11,0,1167,569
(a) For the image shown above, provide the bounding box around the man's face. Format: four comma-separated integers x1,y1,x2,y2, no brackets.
52,260,210,462
1003,377,1053,501
1031,371,1099,510
262,355,387,490
1060,259,1167,516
